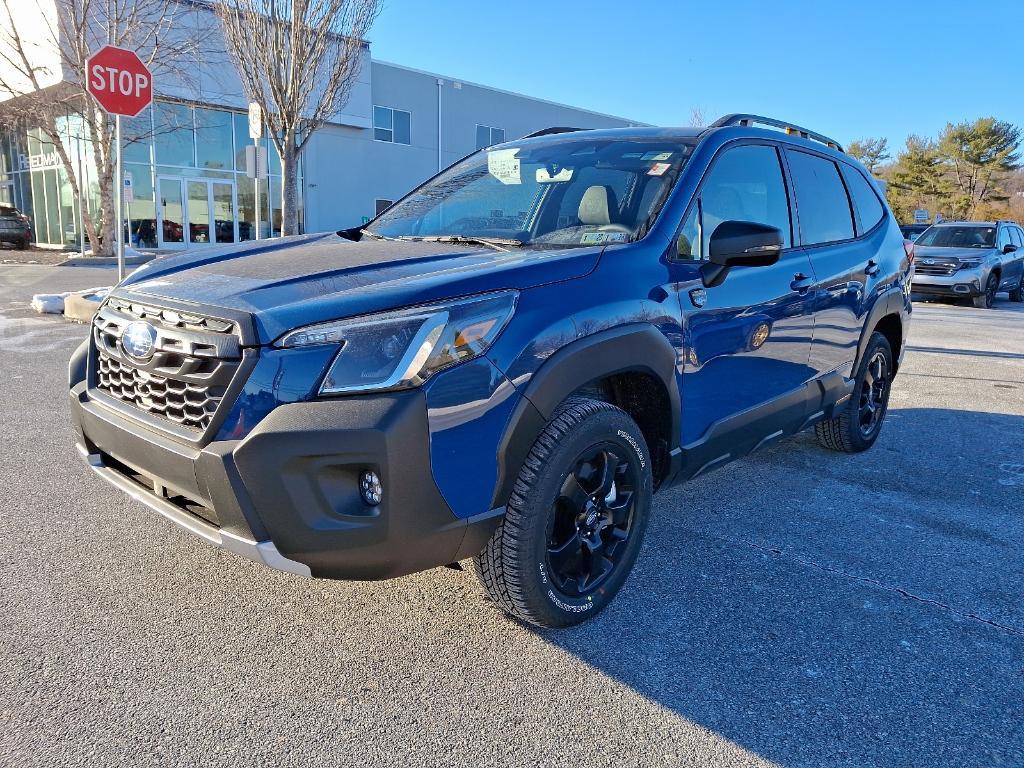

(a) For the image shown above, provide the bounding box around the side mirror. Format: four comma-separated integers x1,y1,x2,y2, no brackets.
1003,243,1017,254
700,220,784,288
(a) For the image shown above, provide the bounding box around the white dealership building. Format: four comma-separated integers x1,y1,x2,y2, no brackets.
0,1,636,249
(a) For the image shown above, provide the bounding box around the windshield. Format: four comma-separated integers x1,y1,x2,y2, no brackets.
367,137,695,248
915,225,996,248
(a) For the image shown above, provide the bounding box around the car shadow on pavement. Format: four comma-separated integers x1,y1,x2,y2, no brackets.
537,407,1024,767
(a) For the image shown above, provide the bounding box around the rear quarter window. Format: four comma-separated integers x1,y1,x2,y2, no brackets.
786,150,855,245
841,165,885,235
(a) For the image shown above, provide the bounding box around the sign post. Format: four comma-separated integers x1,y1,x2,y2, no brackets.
248,102,263,241
85,45,153,281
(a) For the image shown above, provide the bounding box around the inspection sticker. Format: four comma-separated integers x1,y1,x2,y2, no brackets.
487,148,521,185
647,162,671,176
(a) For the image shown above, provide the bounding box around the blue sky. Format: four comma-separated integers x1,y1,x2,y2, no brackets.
370,0,1024,155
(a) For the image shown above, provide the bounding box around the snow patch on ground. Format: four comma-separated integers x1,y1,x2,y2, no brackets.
31,286,111,314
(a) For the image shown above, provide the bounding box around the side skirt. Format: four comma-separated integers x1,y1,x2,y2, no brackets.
664,370,854,486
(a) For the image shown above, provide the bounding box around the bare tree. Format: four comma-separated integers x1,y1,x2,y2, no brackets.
687,108,706,128
214,0,381,236
0,0,197,255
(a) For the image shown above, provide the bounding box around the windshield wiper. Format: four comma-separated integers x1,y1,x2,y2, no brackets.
360,229,399,242
398,235,523,252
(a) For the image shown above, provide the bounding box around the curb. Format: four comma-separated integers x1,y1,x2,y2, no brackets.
63,291,106,323
58,254,155,267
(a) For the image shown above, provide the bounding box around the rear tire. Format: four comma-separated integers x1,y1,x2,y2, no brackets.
473,397,653,628
815,332,893,453
972,273,998,308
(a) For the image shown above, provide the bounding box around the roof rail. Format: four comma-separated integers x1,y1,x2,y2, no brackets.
522,126,583,139
708,114,844,152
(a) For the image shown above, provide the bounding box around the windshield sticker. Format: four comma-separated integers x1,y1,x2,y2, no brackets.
604,232,628,243
647,162,671,176
641,151,674,161
580,232,607,244
487,149,521,185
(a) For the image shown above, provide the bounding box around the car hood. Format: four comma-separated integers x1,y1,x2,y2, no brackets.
119,232,602,343
913,246,994,261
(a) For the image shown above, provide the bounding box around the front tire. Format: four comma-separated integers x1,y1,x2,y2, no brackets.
815,332,893,453
973,273,998,308
473,397,653,628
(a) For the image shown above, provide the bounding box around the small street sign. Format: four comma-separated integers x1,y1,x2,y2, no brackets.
123,173,134,204
248,102,263,140
245,144,268,179
85,45,153,117
913,208,929,223
86,44,153,280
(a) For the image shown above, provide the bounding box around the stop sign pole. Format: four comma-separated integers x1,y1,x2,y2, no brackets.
85,45,153,281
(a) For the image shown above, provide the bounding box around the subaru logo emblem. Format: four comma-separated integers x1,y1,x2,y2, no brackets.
121,321,157,361
923,259,935,265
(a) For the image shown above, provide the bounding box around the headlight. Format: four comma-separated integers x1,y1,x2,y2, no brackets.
957,259,983,270
276,291,517,395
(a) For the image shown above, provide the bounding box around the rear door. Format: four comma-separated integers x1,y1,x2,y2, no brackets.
785,149,878,378
674,141,817,454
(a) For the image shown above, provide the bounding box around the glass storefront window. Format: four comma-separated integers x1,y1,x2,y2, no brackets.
235,174,255,240
123,106,153,164
30,172,46,241
125,162,156,248
59,168,75,245
43,170,61,244
195,108,233,170
233,113,251,171
154,102,195,167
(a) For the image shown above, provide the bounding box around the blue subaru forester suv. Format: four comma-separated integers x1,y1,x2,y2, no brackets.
69,114,912,627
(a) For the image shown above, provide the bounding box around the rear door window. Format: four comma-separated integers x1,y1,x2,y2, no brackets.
841,164,885,235
786,150,855,245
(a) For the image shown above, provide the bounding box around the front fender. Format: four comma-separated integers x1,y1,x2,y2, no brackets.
490,323,681,508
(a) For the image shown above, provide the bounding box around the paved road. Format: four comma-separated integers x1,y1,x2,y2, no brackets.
1,264,1022,767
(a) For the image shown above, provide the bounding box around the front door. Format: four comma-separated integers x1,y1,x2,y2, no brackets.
157,176,237,249
674,142,817,462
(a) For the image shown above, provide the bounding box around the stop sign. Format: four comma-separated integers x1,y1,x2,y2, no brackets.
86,45,153,117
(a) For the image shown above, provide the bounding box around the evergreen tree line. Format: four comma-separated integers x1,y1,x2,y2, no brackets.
848,118,1022,224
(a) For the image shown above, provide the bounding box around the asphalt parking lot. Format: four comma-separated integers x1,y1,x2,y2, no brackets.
1,264,1022,768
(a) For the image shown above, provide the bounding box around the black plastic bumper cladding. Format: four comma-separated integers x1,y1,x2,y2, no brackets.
231,391,475,579
72,381,496,580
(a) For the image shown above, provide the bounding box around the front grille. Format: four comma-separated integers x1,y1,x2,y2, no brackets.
92,298,242,433
914,261,959,276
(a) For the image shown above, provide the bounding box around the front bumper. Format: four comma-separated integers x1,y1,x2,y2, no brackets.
911,269,984,297
70,382,500,580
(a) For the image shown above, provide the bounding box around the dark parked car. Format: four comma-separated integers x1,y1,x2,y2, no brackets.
69,114,912,627
0,204,32,249
899,223,930,242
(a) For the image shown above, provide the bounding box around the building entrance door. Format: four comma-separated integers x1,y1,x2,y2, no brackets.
157,176,237,249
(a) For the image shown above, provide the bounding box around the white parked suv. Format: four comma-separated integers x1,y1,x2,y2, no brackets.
911,221,1024,308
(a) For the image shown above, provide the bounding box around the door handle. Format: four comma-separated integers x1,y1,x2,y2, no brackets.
791,273,814,293
865,260,881,277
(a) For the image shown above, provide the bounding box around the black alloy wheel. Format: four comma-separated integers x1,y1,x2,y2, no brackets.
857,350,889,438
473,397,653,628
545,444,637,596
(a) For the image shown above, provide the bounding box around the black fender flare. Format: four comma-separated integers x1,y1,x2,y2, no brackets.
491,323,681,508
853,286,906,375
69,339,89,389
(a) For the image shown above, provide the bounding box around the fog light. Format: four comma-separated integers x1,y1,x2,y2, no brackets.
359,470,383,506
